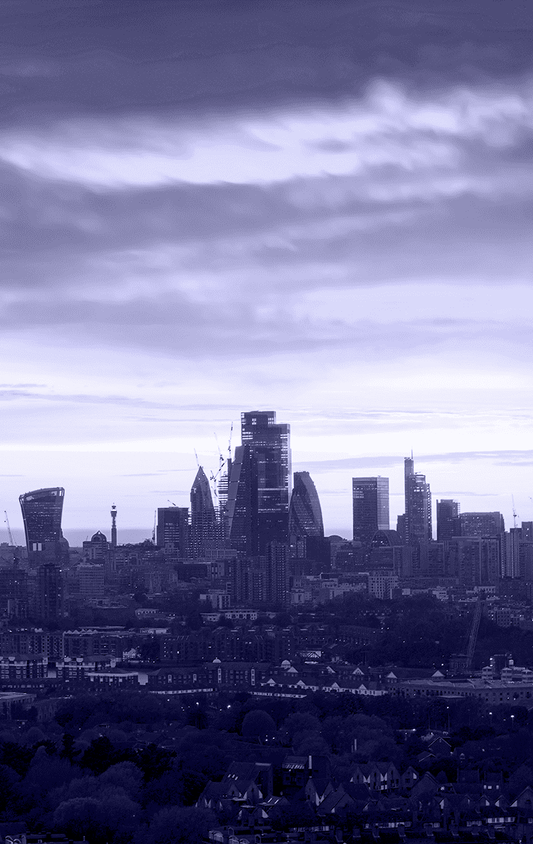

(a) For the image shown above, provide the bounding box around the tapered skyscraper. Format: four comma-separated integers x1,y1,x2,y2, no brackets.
289,471,324,539
190,466,217,558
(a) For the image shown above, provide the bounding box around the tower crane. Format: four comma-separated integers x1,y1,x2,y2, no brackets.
4,511,14,546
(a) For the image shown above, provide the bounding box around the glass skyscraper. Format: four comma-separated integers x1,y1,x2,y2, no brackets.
404,456,432,545
352,477,390,547
240,410,291,552
289,471,324,539
19,487,67,566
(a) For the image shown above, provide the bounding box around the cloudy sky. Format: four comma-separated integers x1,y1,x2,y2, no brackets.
1,0,533,543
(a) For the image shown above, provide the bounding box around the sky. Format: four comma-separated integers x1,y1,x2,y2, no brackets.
1,0,533,544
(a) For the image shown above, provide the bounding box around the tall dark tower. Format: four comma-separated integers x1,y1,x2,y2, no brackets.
352,477,390,548
240,410,291,552
190,466,217,558
404,456,432,545
110,504,117,549
436,499,460,541
37,561,63,622
19,487,68,566
156,507,189,561
227,444,259,555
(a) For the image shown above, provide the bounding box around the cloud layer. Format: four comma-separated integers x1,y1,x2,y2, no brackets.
1,0,532,535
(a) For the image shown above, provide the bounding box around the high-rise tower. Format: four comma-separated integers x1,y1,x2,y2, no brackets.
436,499,460,542
240,410,291,552
110,504,117,548
403,456,432,545
227,444,259,555
352,477,389,548
190,466,217,558
289,471,324,539
156,507,189,561
19,487,68,566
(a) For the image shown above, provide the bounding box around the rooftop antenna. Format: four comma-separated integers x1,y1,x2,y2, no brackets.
512,495,519,529
194,449,200,469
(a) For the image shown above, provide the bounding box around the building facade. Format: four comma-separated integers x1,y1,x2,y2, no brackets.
19,487,68,567
352,477,389,548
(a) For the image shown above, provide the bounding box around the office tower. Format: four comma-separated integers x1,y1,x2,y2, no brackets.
437,499,460,542
289,471,324,539
37,561,63,622
459,512,505,537
240,410,291,551
289,471,327,565
352,477,389,548
156,507,189,560
503,528,522,579
19,487,68,567
403,456,432,545
190,466,217,558
227,445,259,555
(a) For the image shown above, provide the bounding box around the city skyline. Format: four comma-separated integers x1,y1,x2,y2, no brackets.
1,1,533,541
5,434,530,548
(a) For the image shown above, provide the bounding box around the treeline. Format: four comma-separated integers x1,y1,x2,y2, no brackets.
0,688,533,842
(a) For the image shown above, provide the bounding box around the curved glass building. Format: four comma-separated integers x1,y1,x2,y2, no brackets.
19,487,66,565
289,471,324,539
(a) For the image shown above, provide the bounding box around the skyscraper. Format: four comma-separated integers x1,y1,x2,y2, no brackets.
289,471,324,539
37,561,63,622
190,466,217,558
436,499,460,542
239,410,291,552
289,471,326,565
19,487,68,566
227,444,259,555
352,477,389,547
156,507,189,560
403,456,432,545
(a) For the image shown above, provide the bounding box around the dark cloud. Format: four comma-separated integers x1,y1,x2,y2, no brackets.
1,0,532,130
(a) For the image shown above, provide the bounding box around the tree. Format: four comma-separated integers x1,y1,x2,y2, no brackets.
241,710,276,742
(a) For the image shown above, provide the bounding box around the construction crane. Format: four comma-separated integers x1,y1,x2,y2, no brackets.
4,511,14,546
228,421,233,461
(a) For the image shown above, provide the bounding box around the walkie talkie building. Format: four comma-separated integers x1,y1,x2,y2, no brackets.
19,487,66,565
